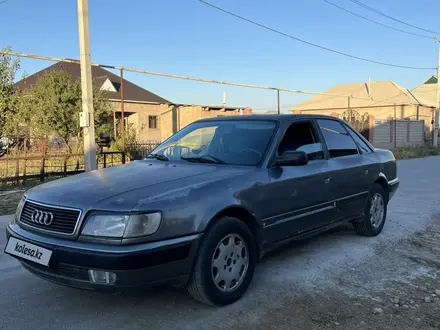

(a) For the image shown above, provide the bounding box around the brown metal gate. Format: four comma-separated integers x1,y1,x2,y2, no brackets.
341,109,370,141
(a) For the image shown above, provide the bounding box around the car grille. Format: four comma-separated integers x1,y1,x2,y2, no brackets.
19,200,81,235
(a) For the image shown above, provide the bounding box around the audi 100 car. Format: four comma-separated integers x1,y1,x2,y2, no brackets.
5,115,399,306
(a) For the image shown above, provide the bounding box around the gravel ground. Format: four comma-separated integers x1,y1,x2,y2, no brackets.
1,156,440,329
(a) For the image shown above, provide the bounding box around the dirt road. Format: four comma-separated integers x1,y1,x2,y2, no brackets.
1,156,440,329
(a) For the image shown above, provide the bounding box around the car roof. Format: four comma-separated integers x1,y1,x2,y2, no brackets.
195,114,341,123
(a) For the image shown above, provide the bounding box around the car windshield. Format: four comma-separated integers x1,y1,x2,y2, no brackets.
148,120,277,166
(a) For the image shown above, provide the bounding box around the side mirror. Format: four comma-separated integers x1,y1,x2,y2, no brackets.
274,151,308,166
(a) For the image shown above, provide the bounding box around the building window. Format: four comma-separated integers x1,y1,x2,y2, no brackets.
149,116,158,129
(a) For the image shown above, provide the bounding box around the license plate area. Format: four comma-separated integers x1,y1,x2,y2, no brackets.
4,237,53,267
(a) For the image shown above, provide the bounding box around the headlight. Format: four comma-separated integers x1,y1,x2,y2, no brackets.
81,212,162,238
15,196,26,220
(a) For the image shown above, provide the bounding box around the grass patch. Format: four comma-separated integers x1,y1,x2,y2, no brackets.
391,146,440,160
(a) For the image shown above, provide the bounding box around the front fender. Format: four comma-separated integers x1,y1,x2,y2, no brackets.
195,198,263,233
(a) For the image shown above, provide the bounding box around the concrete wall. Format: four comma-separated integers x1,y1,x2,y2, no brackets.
370,119,425,149
111,101,165,141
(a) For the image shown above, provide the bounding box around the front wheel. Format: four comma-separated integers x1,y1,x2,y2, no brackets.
353,183,388,236
187,216,256,306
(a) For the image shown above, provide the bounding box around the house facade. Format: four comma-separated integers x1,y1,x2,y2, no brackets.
15,61,250,143
291,80,435,142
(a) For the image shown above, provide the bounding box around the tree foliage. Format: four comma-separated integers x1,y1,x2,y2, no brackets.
0,50,113,153
0,47,20,138
15,69,112,151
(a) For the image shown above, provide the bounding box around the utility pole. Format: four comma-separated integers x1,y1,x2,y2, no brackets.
120,68,125,149
77,0,97,171
434,38,440,147
394,103,397,148
277,89,280,114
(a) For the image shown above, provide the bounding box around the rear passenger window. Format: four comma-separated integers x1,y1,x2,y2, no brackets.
317,119,359,158
344,124,373,154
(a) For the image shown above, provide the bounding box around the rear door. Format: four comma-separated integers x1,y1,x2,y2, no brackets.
263,120,336,242
316,119,372,221
342,122,379,188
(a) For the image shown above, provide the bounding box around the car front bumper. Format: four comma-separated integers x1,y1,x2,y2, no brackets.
5,223,202,291
388,178,400,201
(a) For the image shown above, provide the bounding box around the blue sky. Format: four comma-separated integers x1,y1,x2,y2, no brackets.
1,0,439,113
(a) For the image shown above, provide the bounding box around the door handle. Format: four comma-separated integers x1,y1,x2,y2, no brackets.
324,177,331,184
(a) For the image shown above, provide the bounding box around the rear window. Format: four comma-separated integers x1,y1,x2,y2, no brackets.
344,124,373,154
317,119,359,158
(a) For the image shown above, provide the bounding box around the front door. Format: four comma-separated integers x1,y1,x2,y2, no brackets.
263,120,335,243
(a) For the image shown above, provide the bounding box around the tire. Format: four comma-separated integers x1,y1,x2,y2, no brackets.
187,216,256,306
353,183,388,237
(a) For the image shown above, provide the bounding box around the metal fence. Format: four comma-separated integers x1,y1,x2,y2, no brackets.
126,141,160,159
0,151,126,184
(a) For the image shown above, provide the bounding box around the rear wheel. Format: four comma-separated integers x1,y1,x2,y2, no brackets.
187,216,256,306
353,183,387,236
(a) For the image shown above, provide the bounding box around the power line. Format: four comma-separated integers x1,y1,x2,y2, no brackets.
323,0,433,40
197,0,434,70
0,50,375,101
349,0,440,36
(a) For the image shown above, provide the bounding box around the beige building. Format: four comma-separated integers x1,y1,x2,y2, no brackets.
121,102,250,142
291,80,435,141
411,76,438,108
16,61,250,143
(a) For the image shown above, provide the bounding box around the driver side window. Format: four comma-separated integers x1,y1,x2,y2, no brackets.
278,121,324,161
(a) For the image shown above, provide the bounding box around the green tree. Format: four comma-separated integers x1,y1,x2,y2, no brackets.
17,69,112,152
0,47,20,138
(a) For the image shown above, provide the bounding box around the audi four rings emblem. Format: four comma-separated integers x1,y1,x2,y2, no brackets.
30,210,54,226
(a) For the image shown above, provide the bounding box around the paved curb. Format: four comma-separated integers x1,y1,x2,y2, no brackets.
0,215,13,223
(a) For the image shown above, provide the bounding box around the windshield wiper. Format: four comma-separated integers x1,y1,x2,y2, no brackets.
181,155,226,164
146,153,169,161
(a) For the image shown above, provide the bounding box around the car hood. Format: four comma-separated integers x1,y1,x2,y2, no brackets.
25,160,248,210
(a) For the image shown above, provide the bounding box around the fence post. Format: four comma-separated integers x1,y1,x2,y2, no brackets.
64,157,67,176
40,157,45,182
389,120,393,144
22,157,27,184
369,116,375,144
122,152,126,164
394,103,397,148
103,153,107,168
15,159,19,184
